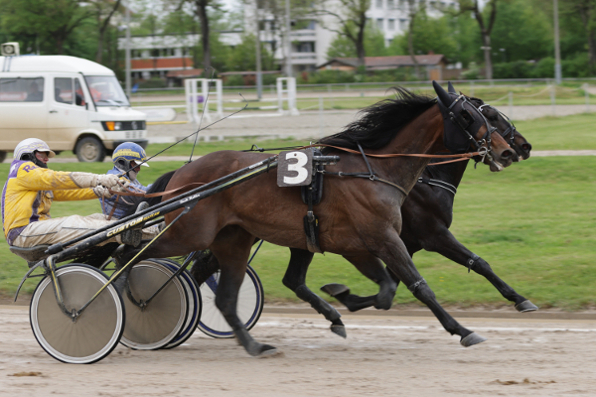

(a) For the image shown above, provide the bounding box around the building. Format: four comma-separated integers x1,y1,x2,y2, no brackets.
117,32,242,81
317,54,449,80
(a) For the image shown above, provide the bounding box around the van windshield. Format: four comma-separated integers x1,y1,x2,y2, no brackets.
84,76,130,107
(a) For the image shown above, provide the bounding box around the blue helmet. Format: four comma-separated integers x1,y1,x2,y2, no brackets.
112,142,149,172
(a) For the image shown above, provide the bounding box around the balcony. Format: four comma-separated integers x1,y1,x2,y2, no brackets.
291,52,317,65
290,29,316,41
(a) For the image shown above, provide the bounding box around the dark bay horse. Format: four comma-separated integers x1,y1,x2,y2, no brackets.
188,92,535,339
119,82,515,356
316,95,538,314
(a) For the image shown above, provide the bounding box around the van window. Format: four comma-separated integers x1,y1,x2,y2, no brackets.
0,77,44,102
85,76,130,107
54,78,73,104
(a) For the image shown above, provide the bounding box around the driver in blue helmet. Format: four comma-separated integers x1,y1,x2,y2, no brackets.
100,142,150,219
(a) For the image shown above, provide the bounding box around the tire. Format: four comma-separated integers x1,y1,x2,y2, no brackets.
75,136,106,163
197,265,264,339
158,259,202,349
119,260,188,350
29,264,125,364
0,151,6,163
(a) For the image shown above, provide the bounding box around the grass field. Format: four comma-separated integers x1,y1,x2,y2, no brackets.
1,114,595,310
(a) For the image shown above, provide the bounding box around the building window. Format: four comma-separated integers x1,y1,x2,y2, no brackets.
399,18,408,30
376,18,384,30
298,42,315,52
388,19,395,30
398,0,406,9
307,20,316,29
376,0,383,8
387,0,394,8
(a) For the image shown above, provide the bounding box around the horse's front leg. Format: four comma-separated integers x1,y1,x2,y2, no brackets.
419,227,538,312
282,248,346,338
375,230,487,347
211,226,278,357
321,254,397,312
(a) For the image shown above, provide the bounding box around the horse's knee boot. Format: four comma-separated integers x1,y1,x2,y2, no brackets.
295,285,341,321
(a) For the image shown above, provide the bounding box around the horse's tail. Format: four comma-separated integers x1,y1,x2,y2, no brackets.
120,170,176,218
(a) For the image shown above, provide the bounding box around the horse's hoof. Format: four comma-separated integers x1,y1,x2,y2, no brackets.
321,283,350,297
330,324,347,338
515,300,539,313
247,342,278,357
257,345,283,358
460,332,487,347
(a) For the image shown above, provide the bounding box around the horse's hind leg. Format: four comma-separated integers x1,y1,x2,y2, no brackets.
282,248,346,338
211,226,277,357
419,228,538,312
376,231,486,347
321,254,397,312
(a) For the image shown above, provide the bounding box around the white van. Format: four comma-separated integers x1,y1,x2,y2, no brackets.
0,46,147,163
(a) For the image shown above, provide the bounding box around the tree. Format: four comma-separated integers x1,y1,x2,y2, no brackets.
89,0,123,63
561,0,596,73
457,0,498,79
315,0,371,66
388,13,458,60
225,33,274,71
326,25,387,58
1,0,93,55
490,0,551,63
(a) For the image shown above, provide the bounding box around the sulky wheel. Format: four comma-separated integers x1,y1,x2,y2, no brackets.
197,264,264,339
157,259,202,349
29,264,125,364
120,260,188,350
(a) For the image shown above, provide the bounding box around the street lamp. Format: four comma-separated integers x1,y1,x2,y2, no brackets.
553,0,562,84
499,48,506,63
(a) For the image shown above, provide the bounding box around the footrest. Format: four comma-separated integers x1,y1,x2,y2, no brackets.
9,245,50,262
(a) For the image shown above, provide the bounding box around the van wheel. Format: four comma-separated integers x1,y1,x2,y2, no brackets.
0,151,6,163
75,137,106,163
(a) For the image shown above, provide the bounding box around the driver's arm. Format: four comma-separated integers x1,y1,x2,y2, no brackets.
53,188,97,201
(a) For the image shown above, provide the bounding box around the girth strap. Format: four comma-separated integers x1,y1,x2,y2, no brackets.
417,177,457,195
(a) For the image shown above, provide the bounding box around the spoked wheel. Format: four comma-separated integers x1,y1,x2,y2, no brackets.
120,260,188,350
158,259,202,349
198,265,264,338
29,264,125,364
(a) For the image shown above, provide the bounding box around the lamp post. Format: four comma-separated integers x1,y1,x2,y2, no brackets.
125,2,131,98
285,0,293,77
255,4,262,100
553,0,562,84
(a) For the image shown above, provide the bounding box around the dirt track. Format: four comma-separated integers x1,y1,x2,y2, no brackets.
1,305,595,396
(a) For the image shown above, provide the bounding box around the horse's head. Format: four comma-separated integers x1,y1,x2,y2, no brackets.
471,100,532,160
433,81,515,172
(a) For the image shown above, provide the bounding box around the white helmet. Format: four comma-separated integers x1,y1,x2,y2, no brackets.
14,138,56,168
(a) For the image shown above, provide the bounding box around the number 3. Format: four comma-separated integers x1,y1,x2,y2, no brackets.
284,151,308,185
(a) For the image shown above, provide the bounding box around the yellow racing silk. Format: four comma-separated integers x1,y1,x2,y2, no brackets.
2,160,96,244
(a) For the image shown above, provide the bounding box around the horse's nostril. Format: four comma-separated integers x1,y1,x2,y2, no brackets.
502,150,512,158
522,143,532,151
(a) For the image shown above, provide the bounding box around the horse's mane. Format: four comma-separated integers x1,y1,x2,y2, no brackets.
317,87,437,151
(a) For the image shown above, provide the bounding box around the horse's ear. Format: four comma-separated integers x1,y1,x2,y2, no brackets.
447,81,456,93
433,80,453,106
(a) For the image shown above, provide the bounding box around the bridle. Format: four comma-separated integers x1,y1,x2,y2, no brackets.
478,103,519,151
437,93,499,166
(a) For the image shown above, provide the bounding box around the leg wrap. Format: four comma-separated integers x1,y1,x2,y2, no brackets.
466,254,480,273
407,278,427,294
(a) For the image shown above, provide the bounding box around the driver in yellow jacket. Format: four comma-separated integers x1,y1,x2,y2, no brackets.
2,138,155,248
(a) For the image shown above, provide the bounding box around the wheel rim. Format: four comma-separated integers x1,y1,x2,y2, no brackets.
80,142,99,161
120,261,187,350
30,266,124,364
159,260,202,349
198,265,263,338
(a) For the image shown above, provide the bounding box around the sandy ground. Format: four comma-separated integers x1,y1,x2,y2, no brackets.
1,305,595,397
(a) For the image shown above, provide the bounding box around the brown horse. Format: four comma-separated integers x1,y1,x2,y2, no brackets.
119,82,515,357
